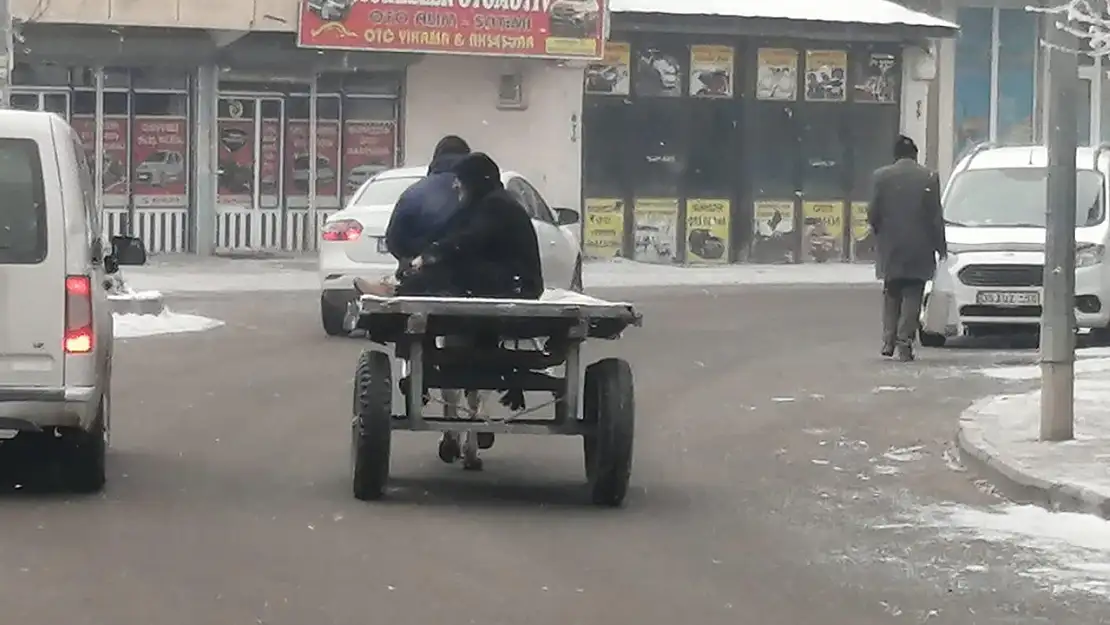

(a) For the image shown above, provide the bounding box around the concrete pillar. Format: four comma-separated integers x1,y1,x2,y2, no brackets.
192,64,218,255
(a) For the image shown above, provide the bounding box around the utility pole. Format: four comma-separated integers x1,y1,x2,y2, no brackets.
0,0,12,108
1040,21,1079,441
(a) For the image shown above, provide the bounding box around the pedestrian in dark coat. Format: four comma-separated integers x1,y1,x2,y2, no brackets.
868,135,947,361
384,135,470,264
398,152,544,300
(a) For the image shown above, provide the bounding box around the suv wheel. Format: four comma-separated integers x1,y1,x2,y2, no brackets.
59,401,107,494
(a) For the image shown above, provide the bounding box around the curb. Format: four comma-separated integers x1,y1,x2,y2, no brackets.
108,293,166,316
956,422,1110,519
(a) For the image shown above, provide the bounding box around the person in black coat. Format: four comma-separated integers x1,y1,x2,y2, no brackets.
384,135,470,265
398,152,544,299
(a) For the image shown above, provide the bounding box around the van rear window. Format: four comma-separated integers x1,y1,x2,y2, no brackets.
0,139,47,264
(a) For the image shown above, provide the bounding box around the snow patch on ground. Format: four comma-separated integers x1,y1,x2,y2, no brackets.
124,258,878,294
916,504,1110,597
979,347,1110,381
113,310,224,338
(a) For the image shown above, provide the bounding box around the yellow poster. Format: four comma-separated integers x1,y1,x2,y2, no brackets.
633,198,679,264
804,49,848,102
583,198,625,259
690,45,734,98
585,42,631,96
686,199,730,263
802,200,844,262
756,48,798,101
850,201,877,261
751,199,796,263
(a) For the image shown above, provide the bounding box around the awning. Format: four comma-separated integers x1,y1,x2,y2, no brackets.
610,0,959,36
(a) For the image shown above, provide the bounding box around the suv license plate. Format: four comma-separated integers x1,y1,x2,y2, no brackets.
976,291,1040,306
376,238,388,254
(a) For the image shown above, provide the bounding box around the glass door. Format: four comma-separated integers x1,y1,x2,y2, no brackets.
258,98,283,210
217,97,257,209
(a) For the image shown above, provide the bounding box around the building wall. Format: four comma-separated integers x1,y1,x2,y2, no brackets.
404,55,583,211
12,0,298,31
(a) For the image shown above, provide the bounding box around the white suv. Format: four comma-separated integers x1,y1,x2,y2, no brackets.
0,111,146,492
922,144,1110,346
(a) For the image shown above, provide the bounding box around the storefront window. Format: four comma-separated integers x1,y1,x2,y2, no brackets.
132,92,189,208
628,99,684,265
799,108,848,262
954,8,993,159
11,62,70,86
997,9,1037,145
72,90,130,207
342,97,398,201
285,95,342,210
132,68,189,91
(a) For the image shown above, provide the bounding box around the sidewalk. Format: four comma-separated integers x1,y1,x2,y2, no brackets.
959,360,1110,519
123,256,879,294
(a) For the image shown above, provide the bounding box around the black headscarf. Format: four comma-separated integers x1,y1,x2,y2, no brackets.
452,152,504,200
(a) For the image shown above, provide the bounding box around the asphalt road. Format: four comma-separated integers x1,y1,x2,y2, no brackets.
0,284,1102,624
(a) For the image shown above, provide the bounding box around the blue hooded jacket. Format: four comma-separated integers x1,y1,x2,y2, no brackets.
384,153,467,261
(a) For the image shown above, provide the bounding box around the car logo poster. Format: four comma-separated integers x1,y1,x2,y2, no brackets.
686,199,729,263
850,201,876,261
689,46,733,99
633,198,678,265
132,116,188,207
756,48,798,102
804,49,847,102
751,199,797,264
583,198,624,258
297,0,607,61
285,119,342,208
802,200,844,263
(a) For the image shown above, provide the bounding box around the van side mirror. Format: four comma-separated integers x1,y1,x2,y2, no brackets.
111,235,147,266
554,207,579,226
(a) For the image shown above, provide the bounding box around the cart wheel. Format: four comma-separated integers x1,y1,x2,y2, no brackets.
582,358,635,507
352,350,392,501
438,433,460,463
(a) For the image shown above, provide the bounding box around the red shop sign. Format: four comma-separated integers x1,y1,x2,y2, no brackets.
297,0,607,60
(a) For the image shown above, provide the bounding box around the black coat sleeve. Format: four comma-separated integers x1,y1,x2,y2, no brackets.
926,171,946,255
423,202,499,265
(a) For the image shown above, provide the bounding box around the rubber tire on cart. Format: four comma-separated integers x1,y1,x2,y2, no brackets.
919,330,946,348
59,398,107,494
321,294,346,337
352,350,393,501
582,358,635,507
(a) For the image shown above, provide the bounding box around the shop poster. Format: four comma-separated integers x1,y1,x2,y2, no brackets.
802,200,844,262
804,50,848,102
689,45,734,98
635,48,683,98
850,201,877,261
750,200,796,263
71,115,129,208
132,116,188,207
686,199,729,263
342,120,396,200
259,119,281,208
217,119,254,205
583,198,625,259
585,42,631,96
633,198,678,264
756,48,798,101
285,120,341,208
852,52,899,104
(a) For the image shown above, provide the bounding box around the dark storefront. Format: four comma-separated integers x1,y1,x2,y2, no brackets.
581,12,953,264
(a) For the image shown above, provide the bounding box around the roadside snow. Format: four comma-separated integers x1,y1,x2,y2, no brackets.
113,310,224,338
124,259,877,294
917,504,1110,597
981,348,1110,381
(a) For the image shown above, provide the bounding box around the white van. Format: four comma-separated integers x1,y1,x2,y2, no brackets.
922,144,1109,346
0,110,145,492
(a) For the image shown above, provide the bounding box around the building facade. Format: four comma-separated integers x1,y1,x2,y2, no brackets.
10,0,589,255
579,3,957,265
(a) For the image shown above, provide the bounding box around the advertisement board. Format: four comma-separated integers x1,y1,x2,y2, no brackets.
297,0,607,60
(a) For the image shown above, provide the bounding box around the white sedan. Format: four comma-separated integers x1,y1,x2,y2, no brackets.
318,165,583,335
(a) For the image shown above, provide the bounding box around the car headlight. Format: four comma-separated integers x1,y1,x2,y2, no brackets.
1077,244,1105,268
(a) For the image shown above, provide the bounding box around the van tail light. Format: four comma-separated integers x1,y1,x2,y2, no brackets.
64,275,93,354
322,219,363,242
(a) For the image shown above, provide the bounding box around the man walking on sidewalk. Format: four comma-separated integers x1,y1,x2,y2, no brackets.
868,135,946,362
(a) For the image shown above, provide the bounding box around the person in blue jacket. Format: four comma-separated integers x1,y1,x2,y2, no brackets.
384,135,471,265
